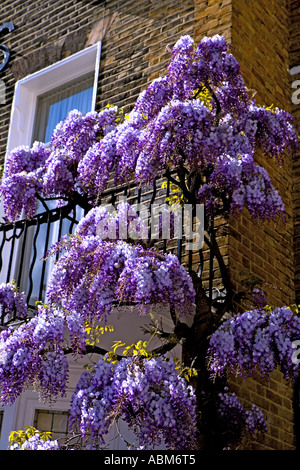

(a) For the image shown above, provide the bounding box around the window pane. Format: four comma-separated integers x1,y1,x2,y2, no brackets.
44,87,94,143
34,410,53,432
52,412,69,434
34,409,70,440
33,409,96,449
17,74,94,305
32,73,94,143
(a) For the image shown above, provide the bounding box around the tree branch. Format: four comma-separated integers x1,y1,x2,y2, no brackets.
176,163,194,203
207,84,222,117
63,344,110,357
204,233,233,298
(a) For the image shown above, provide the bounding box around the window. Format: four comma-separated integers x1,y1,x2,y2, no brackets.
6,42,101,153
32,72,94,144
33,409,97,449
34,409,70,441
1,42,101,305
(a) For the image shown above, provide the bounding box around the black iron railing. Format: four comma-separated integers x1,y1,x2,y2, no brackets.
0,176,211,326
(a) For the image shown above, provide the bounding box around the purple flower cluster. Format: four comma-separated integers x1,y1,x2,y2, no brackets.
218,392,267,438
249,104,297,162
1,169,44,221
46,235,195,327
76,131,117,200
45,203,195,330
76,202,148,241
50,109,113,163
118,34,296,205
0,141,50,220
45,108,118,199
135,99,219,184
198,154,285,220
167,34,247,115
5,141,50,176
69,355,198,450
10,434,60,450
0,281,28,322
0,304,67,405
42,150,75,197
134,76,173,120
0,108,119,220
207,306,300,381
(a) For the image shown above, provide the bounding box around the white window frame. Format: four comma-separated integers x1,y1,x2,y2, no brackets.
6,41,101,153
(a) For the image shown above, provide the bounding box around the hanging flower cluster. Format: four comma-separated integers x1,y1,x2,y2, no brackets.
75,201,148,242
0,304,68,405
0,107,119,221
198,154,285,220
0,281,28,323
0,293,198,449
69,355,198,450
39,202,194,353
207,306,300,381
46,235,195,326
0,35,297,223
217,392,267,439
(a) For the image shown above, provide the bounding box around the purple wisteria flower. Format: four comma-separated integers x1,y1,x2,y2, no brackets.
69,355,198,450
218,392,267,438
198,154,285,220
0,169,45,221
0,304,67,405
77,129,117,199
0,281,28,322
42,150,75,197
207,306,300,381
4,141,50,176
44,202,194,325
46,236,195,323
134,76,173,120
50,110,103,162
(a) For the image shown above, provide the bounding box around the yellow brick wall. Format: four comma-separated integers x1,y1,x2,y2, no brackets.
231,0,294,307
228,0,297,450
290,0,300,304
229,370,296,450
192,1,297,449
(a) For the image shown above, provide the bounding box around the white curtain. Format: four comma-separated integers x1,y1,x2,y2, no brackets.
33,73,94,143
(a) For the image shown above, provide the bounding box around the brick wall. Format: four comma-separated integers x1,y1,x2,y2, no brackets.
0,0,298,451
228,0,297,450
229,370,296,450
97,0,195,113
290,0,300,304
230,0,294,307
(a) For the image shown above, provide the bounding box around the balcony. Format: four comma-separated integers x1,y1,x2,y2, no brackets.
0,175,213,327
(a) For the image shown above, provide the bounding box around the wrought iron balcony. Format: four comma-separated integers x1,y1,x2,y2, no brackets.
0,176,211,327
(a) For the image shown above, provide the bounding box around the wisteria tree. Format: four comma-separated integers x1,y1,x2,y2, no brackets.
0,34,299,451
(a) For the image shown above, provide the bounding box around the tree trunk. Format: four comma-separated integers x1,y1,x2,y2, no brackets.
179,272,229,450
